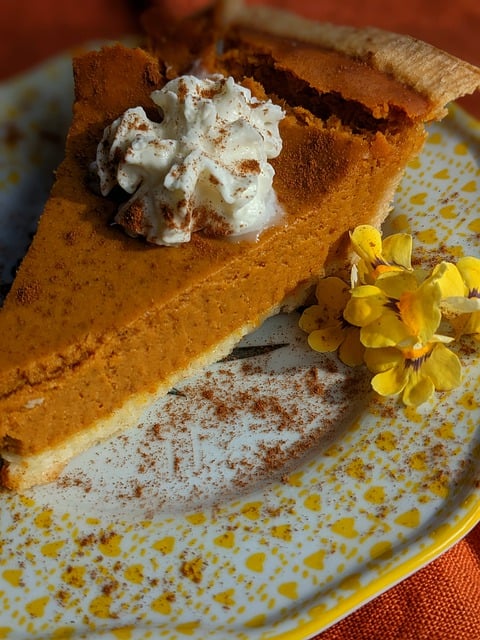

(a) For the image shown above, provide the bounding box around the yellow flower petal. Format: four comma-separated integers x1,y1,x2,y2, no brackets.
397,280,441,343
402,374,435,406
364,347,403,373
350,225,383,266
350,225,413,283
382,233,413,271
343,286,386,327
299,305,324,334
438,258,480,333
456,256,480,294
360,312,413,348
308,325,344,353
422,343,462,391
375,271,419,298
370,364,407,397
431,261,466,298
338,326,364,366
315,277,351,316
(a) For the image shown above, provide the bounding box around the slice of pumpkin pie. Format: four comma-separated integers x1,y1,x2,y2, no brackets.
1,0,479,490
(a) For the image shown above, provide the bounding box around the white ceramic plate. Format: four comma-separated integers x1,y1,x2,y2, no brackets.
0,48,479,640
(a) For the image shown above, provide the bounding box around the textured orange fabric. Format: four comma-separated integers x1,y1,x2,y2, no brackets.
1,1,479,638
320,526,480,639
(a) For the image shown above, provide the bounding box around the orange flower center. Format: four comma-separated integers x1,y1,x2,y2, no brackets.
372,264,403,278
401,343,432,361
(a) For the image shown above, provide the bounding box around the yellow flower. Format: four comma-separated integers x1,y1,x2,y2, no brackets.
299,277,364,366
433,257,480,339
299,223,477,407
364,341,462,406
343,270,443,349
350,225,413,285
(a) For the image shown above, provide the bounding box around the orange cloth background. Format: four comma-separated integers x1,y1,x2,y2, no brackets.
1,1,479,638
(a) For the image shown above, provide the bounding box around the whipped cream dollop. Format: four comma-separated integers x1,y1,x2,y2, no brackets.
95,74,285,245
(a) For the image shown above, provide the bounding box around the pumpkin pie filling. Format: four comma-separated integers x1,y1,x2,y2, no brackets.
0,2,479,490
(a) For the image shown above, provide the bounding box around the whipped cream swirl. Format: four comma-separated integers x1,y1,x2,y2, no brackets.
95,74,285,245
